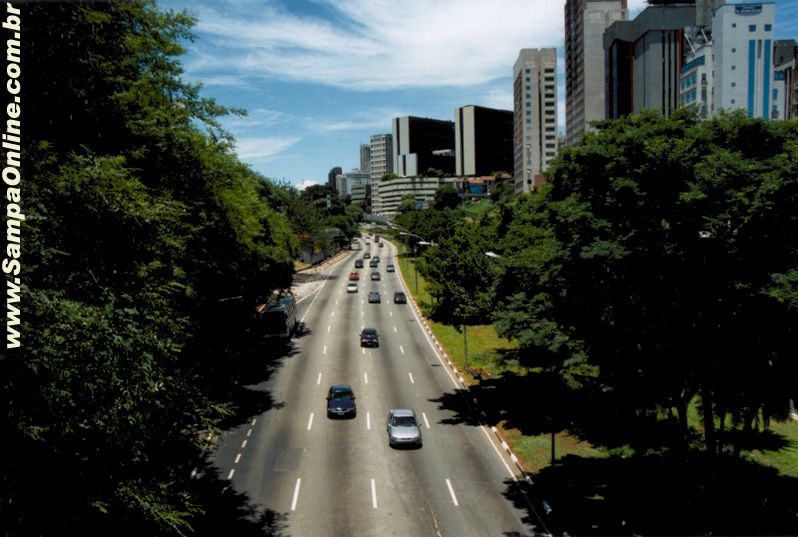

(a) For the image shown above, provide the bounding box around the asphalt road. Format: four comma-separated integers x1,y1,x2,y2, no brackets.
213,238,538,536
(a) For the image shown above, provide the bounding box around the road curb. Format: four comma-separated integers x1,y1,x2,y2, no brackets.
391,239,532,483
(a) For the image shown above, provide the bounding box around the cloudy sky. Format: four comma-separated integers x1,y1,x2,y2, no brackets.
158,0,798,187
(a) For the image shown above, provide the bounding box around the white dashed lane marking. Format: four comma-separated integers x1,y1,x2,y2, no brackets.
446,479,459,506
408,372,415,384
291,479,301,511
422,412,430,429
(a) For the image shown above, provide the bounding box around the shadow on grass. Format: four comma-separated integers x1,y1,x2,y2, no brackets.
502,451,798,536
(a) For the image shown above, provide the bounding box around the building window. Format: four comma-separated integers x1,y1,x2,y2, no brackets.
749,24,756,32
731,65,736,70
731,82,736,87
765,24,772,32
545,118,555,123
732,23,736,28
526,85,531,90
546,151,556,157
525,68,531,73
526,119,531,124
526,93,531,98
526,110,531,115
545,68,554,73
731,99,736,104
526,77,531,82
731,47,736,53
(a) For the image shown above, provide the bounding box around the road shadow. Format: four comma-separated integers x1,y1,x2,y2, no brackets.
190,458,289,537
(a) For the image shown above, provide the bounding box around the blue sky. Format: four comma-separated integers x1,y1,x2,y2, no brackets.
158,0,798,188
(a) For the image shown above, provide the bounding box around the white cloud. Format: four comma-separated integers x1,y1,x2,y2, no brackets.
480,86,513,111
296,179,320,191
184,1,569,91
234,135,301,161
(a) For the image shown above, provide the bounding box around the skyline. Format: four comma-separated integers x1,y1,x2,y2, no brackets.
159,0,798,188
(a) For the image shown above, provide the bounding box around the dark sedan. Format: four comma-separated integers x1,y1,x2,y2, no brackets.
393,291,407,304
368,291,381,303
360,327,379,347
327,385,356,418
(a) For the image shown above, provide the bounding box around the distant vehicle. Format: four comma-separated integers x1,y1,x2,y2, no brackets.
386,264,395,273
327,385,356,418
363,252,371,259
387,409,422,448
347,282,358,293
365,241,371,246
375,235,381,242
355,259,364,268
360,327,379,347
369,259,379,268
256,295,298,340
373,256,380,262
368,291,381,303
393,291,407,304
371,272,381,281
379,242,384,247
349,271,360,281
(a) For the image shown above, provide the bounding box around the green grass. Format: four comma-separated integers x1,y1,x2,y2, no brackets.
748,418,798,477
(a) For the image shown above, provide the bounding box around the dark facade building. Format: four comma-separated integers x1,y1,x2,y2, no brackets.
604,4,697,119
454,105,513,177
392,116,455,177
327,166,342,188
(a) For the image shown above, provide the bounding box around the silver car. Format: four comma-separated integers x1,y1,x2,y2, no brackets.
386,409,422,448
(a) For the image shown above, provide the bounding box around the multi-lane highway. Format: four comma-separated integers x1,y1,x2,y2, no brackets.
213,237,537,536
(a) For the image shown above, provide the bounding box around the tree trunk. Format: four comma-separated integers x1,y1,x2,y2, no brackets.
717,406,727,455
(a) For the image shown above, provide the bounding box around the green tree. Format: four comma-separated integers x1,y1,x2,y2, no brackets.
397,193,418,214
433,184,461,210
493,109,798,457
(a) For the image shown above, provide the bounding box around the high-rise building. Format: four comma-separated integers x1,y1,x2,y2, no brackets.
774,40,798,119
369,133,393,182
328,166,342,188
454,105,514,177
711,2,780,119
360,144,371,175
513,48,558,195
392,116,455,177
605,4,697,119
564,0,628,146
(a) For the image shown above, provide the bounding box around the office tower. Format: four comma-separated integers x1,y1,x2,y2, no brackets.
327,166,342,188
513,48,558,195
564,0,628,146
605,4,697,119
359,144,371,175
454,105,514,177
774,40,797,119
392,116,455,177
369,133,393,182
712,2,779,119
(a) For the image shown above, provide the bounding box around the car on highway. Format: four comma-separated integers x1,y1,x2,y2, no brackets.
349,271,359,281
363,252,371,259
368,291,381,303
327,385,356,418
369,259,379,268
371,271,381,281
393,291,407,304
379,242,384,247
355,259,364,269
386,264,395,273
360,327,379,347
386,409,422,448
346,282,358,293
373,255,380,262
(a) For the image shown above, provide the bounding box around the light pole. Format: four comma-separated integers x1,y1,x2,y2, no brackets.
398,231,435,299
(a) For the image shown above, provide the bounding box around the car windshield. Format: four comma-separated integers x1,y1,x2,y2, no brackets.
332,391,352,400
392,416,417,427
363,329,376,335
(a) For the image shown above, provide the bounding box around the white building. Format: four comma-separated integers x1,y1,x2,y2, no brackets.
513,48,558,195
711,2,781,119
369,134,393,182
371,176,457,219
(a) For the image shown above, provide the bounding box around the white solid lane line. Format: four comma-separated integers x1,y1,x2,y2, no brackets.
307,413,314,431
445,478,459,507
317,372,322,385
422,412,430,429
291,478,301,511
371,479,378,509
408,372,415,384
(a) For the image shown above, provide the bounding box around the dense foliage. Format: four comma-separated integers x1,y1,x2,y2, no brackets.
2,1,353,535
